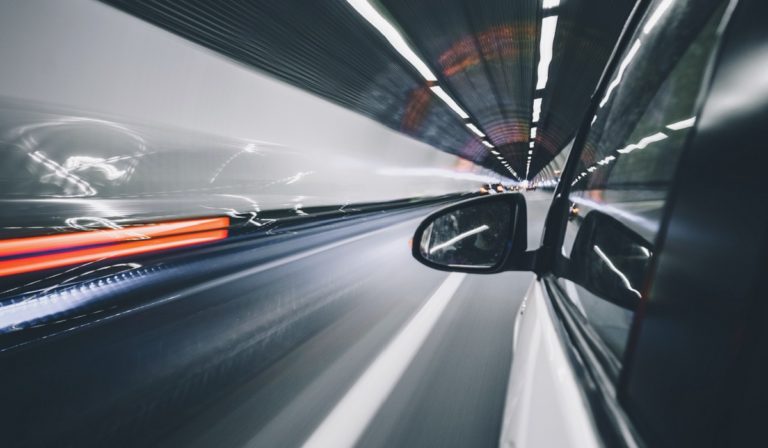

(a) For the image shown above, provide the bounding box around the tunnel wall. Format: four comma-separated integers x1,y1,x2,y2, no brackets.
0,0,506,233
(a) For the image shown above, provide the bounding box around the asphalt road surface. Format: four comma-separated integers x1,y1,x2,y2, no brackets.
0,192,552,448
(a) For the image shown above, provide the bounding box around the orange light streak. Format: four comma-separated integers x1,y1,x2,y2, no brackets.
0,217,229,277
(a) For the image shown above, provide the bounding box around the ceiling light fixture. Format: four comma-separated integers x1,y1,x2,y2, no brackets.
536,16,559,90
346,0,437,81
532,98,543,122
430,86,470,119
465,123,485,137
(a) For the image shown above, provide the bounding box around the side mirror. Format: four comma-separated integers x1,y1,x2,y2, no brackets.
568,210,653,309
411,194,530,273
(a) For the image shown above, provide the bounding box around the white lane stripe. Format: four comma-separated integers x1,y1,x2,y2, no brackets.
302,272,467,448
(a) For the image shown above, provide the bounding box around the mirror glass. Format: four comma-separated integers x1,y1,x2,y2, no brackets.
419,202,512,268
587,225,652,303
569,211,653,309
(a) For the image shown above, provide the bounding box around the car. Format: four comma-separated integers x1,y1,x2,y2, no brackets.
411,0,768,446
479,183,505,195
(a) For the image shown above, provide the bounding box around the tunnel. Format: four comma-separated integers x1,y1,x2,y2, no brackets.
1,1,767,447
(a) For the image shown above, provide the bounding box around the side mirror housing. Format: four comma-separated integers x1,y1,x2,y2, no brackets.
411,194,532,273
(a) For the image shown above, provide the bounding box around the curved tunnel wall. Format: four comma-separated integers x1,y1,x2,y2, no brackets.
0,0,508,235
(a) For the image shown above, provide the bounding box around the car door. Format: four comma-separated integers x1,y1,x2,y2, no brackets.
500,0,736,446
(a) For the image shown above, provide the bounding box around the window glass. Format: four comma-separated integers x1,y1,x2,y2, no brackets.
560,0,727,361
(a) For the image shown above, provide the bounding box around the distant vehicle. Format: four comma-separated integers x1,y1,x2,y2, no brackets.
412,1,768,446
479,183,506,194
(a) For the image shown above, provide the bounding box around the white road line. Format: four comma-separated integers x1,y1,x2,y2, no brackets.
302,272,467,448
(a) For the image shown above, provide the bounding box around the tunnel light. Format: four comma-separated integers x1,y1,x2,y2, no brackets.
617,132,668,154
528,150,533,155
430,86,470,119
536,16,559,90
666,117,696,130
600,39,641,108
530,127,537,139
465,123,485,137
481,140,494,148
532,98,542,122
491,150,500,155
529,142,535,148
346,0,437,81
543,0,560,8
643,0,674,35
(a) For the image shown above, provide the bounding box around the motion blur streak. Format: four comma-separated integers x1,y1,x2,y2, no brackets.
302,273,467,448
0,196,550,446
0,217,229,258
0,217,229,276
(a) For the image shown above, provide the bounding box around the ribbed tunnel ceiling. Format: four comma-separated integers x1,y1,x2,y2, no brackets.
101,0,634,179
379,0,539,177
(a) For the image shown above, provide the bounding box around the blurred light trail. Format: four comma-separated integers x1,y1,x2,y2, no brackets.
0,217,229,276
600,39,642,108
666,117,696,130
643,0,674,35
429,225,490,254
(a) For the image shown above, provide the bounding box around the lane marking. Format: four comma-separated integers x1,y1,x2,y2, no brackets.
302,272,467,448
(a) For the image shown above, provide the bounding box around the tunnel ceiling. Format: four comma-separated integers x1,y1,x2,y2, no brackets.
101,0,634,180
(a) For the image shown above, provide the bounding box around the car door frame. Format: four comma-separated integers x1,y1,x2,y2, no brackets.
502,0,753,446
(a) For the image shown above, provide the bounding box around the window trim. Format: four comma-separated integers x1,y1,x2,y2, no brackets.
542,1,741,446
541,274,644,448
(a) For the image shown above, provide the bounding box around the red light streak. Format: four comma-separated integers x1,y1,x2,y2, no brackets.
0,217,229,277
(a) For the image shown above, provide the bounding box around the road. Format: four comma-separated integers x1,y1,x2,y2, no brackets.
0,192,551,448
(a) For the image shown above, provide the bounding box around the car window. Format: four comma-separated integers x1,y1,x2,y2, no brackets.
559,0,728,362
